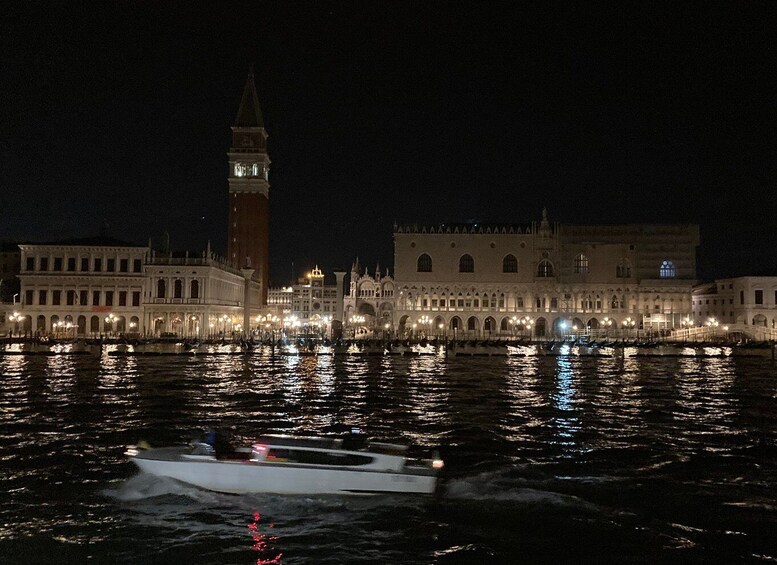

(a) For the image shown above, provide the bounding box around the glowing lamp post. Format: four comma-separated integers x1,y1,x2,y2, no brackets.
622,316,636,338
418,315,432,338
104,313,117,337
9,311,23,337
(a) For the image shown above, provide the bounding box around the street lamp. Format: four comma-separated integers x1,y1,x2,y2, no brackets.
622,316,636,338
418,315,432,338
706,317,719,341
519,315,533,339
9,311,23,337
105,313,117,337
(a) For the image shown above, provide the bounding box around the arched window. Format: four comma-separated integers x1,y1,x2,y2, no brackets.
574,254,589,274
417,253,432,272
616,260,631,278
660,260,676,278
459,254,474,273
174,279,183,299
157,279,166,299
190,280,199,299
502,254,518,273
537,260,554,277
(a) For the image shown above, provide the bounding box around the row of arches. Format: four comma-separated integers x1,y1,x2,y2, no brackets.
397,314,642,337
9,314,142,335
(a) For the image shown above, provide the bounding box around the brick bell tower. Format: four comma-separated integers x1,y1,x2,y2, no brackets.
228,67,270,304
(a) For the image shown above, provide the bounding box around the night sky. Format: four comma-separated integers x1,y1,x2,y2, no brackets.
2,2,775,284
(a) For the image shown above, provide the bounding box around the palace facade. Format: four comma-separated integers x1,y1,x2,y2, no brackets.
392,210,700,337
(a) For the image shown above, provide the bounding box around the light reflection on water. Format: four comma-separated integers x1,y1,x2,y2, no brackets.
1,352,777,563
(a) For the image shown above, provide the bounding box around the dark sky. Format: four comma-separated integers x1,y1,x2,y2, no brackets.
2,1,775,284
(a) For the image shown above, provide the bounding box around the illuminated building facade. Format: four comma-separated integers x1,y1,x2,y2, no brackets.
343,259,395,336
392,210,700,337
227,68,271,305
11,240,262,337
692,277,777,328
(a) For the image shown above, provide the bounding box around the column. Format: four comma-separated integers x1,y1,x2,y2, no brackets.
241,268,255,338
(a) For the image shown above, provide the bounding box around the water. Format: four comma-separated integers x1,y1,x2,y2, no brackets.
1,349,777,563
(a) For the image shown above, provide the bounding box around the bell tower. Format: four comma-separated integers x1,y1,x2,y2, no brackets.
228,67,270,304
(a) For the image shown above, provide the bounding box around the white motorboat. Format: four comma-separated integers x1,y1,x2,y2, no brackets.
125,434,443,495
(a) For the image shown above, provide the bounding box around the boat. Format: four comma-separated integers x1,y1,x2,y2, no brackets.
125,433,443,495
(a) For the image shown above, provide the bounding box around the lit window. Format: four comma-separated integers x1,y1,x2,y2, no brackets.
659,260,676,278
574,254,589,274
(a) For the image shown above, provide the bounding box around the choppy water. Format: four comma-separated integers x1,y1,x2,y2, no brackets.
1,349,777,564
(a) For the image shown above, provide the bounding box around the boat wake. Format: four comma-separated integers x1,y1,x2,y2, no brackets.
443,470,599,511
103,472,218,502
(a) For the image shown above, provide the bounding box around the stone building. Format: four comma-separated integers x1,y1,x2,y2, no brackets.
143,247,262,337
14,238,148,336
392,210,700,338
227,68,271,304
10,239,263,337
343,259,396,337
692,277,777,328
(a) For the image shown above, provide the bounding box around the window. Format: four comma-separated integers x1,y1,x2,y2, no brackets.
174,280,183,299
67,258,76,271
537,260,554,277
119,291,127,306
516,297,524,308
26,257,34,271
499,294,505,308
39,290,47,305
659,260,676,278
132,292,140,307
54,257,63,271
81,257,89,271
107,258,115,272
120,259,128,273
740,290,744,305
550,297,558,309
93,291,100,306
574,254,589,274
755,290,763,305
66,290,75,305
105,291,113,306
94,258,102,272
157,279,166,298
616,260,631,278
25,290,33,305
40,257,49,271
417,254,432,272
133,259,142,273
503,254,518,273
52,290,61,306
190,280,199,299
459,254,474,273
79,290,88,305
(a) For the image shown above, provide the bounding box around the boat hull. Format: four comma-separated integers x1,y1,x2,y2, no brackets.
130,449,437,495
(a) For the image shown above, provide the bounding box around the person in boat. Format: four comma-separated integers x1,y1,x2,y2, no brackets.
204,430,234,458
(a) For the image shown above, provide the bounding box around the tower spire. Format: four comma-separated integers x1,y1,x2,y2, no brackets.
235,65,264,127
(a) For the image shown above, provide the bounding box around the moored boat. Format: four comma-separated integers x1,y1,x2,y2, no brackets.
126,433,443,495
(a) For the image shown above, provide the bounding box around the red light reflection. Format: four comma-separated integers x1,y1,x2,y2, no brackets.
248,511,282,564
